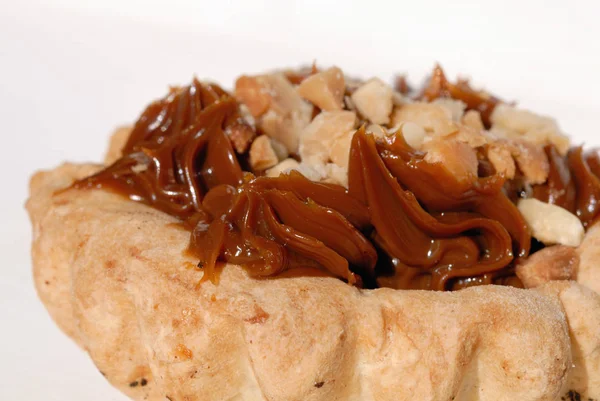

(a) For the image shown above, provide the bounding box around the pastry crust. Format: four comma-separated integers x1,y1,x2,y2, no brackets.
27,163,600,401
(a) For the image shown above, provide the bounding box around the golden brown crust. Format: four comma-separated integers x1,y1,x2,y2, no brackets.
27,163,600,401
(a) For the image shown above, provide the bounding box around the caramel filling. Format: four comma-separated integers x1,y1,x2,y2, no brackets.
73,75,600,290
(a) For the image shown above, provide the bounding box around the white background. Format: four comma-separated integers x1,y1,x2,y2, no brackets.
1,0,600,399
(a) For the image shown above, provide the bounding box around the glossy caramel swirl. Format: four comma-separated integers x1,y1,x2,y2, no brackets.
348,129,527,290
533,145,600,228
73,77,599,291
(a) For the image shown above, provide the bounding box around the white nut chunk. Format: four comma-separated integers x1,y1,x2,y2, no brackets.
490,103,570,154
297,66,345,111
236,73,313,154
400,122,427,149
249,135,279,171
350,78,393,124
266,158,300,177
516,245,579,289
299,110,357,165
391,102,456,136
518,198,584,247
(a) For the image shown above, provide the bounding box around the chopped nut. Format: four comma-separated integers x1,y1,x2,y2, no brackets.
518,198,584,247
423,139,478,183
433,120,460,137
269,138,289,161
511,139,550,184
238,104,256,128
249,135,279,171
297,66,345,111
240,73,313,154
297,162,327,182
366,124,388,140
490,104,570,154
351,78,393,124
234,76,271,117
299,111,356,165
450,125,487,148
227,123,256,154
323,163,348,188
516,245,579,288
266,158,301,177
461,110,485,130
391,102,452,134
400,122,427,149
432,98,466,121
487,144,516,179
329,130,355,168
259,111,301,155
263,73,311,116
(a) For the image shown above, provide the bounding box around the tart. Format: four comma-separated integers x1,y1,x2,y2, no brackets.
27,65,600,401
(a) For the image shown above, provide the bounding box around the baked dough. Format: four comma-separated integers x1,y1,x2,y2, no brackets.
27,161,600,401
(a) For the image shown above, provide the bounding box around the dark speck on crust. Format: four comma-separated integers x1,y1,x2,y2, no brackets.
314,381,325,388
44,280,50,285
129,381,139,387
140,378,148,386
563,390,588,401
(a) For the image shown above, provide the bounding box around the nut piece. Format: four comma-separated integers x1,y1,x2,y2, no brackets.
297,162,327,182
297,66,345,111
511,139,550,184
238,73,313,154
299,111,357,165
266,158,301,177
516,245,579,288
487,144,516,179
490,104,570,154
451,125,488,148
234,76,271,117
400,122,427,149
323,163,348,188
249,135,279,171
423,139,478,183
227,123,256,154
261,74,314,154
391,102,453,135
462,110,485,130
351,78,393,124
432,98,466,121
269,138,289,161
366,124,388,140
518,198,584,247
329,130,355,169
